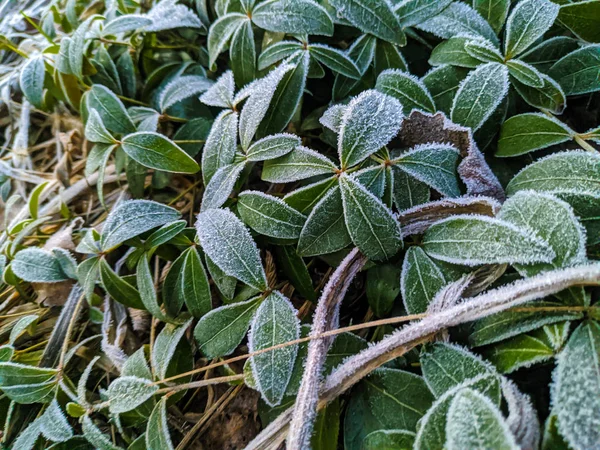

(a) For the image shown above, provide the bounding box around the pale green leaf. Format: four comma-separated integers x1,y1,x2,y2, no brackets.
12,248,68,283
504,0,559,59
252,0,334,36
238,191,306,239
261,145,337,183
146,398,174,450
401,247,446,314
376,69,436,114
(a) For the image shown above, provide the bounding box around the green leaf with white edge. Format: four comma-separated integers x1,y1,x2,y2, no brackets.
375,69,436,114
86,84,136,135
136,256,171,322
464,40,504,64
9,314,38,345
101,200,180,251
11,248,68,283
284,176,338,215
504,0,559,59
320,104,347,133
238,191,306,239
422,215,555,266
446,388,518,450
121,132,200,174
40,399,73,442
196,208,268,291
374,39,408,75
393,144,460,197
246,133,300,161
152,319,193,379
200,161,246,212
352,165,386,198
507,151,600,197
258,41,304,70
145,220,186,249
69,17,98,81
20,56,45,109
548,45,600,96
329,0,405,45
496,113,573,157
249,291,300,406
363,430,415,450
207,13,246,69
177,247,211,318
395,0,453,28
0,362,58,404
201,110,238,184
553,321,600,450
512,71,566,115
99,258,145,310
52,248,77,279
122,347,152,380
230,20,256,88
556,0,600,44
252,0,334,36
366,263,402,318
193,296,261,358
401,247,446,315
450,62,509,131
391,166,430,211
297,185,352,256
82,415,124,450
429,37,483,69
206,254,237,301
158,75,213,112
499,191,587,277
146,397,174,450
473,0,510,34
275,245,316,302
309,44,361,79
340,174,402,261
422,65,470,115
199,71,235,108
85,109,116,144
506,59,544,88
102,14,153,35
107,376,158,414
339,90,403,169
261,145,337,183
520,36,580,72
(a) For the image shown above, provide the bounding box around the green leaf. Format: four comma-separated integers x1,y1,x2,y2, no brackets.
363,430,415,450
422,215,555,266
339,90,403,169
85,109,116,144
473,0,510,34
376,69,436,114
366,263,401,317
395,0,453,28
353,166,386,198
506,59,545,88
549,45,600,95
556,0,600,43
374,40,408,75
207,13,246,69
206,254,237,301
158,75,213,113
99,258,145,309
12,248,68,282
121,132,200,174
238,191,306,239
179,247,211,318
429,37,483,69
201,110,238,184
107,376,158,414
246,133,300,161
152,319,193,379
196,208,268,291
200,71,235,108
9,314,38,345
252,0,334,36
340,174,402,261
122,347,152,380
39,399,73,442
391,166,430,211
465,40,505,64
450,62,509,131
194,296,261,358
82,415,124,450
146,398,174,450
102,14,153,35
312,399,341,450
86,84,136,135
446,388,518,450
401,247,446,315
553,321,600,450
496,113,573,157
422,65,469,115
262,146,337,183
512,71,566,114
504,0,559,59
309,44,361,79
258,41,304,70
249,291,299,406
0,362,57,404
329,0,405,45
200,161,246,212
521,36,580,72
284,176,339,215
20,56,45,109
145,220,186,248
230,19,256,87
274,245,316,302
297,185,352,256
137,256,171,321
101,200,180,251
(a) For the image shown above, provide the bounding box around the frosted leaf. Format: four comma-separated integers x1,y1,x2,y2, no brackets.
393,143,460,197
195,208,268,290
504,0,559,58
19,56,45,108
450,62,509,131
429,36,486,69
11,248,68,283
416,2,498,44
512,71,566,114
548,45,600,96
39,399,73,442
145,0,204,32
501,379,540,450
249,291,300,406
422,214,556,266
158,75,213,112
86,84,136,135
200,161,246,212
151,319,193,379
82,415,125,450
201,110,238,184
339,174,402,261
146,398,174,450
100,200,180,251
238,191,306,239
473,0,510,34
258,41,304,70
320,104,348,133
391,167,430,211
401,247,446,314
85,108,116,144
199,70,235,108
309,44,361,79
347,34,378,75
262,145,337,183
395,0,453,28
205,253,237,301
553,321,600,450
106,376,158,413
122,347,152,380
446,388,519,450
102,14,153,35
245,133,300,161
252,0,334,36
10,419,41,450
375,69,436,114
499,191,587,277
207,13,247,68
506,59,545,88
464,39,505,64
338,90,404,169
351,165,386,198
8,314,38,345
363,430,416,450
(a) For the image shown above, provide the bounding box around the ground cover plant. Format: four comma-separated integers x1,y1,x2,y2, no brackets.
0,0,599,448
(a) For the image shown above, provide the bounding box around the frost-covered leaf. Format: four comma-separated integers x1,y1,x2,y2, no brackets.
340,174,402,261
39,399,73,442
207,13,246,68
20,56,45,109
9,314,38,345
512,72,566,114
179,248,211,318
320,104,347,133
422,65,470,115
339,90,403,169
422,215,555,266
146,397,174,450
258,41,304,70
102,14,153,35
352,165,386,198
107,376,158,414
496,113,573,157
392,166,430,211
473,0,510,34
0,362,57,404
238,191,306,239
199,71,235,108
429,37,483,69
101,200,180,251
152,319,193,379
450,62,509,131
246,133,300,161
195,208,268,290
230,19,256,87
363,430,415,450
395,0,453,28
504,0,559,59
252,0,334,36
549,45,600,95
506,59,544,88
446,388,518,450
85,109,116,144
86,85,136,135
521,36,580,72
201,110,238,184
465,40,505,64
145,0,204,32
262,146,337,183
158,75,212,112
137,256,171,321
122,347,152,380
553,321,600,450
200,161,246,211
249,291,299,406
376,69,436,114
401,247,446,314
82,415,124,450
309,44,361,79
12,248,68,283
194,296,261,358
